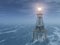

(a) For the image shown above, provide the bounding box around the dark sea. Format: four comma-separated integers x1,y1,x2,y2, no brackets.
0,24,60,45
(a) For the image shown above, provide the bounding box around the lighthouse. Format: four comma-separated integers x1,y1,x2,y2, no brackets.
33,7,47,42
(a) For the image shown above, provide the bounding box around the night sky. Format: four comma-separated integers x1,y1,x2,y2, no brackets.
0,0,60,25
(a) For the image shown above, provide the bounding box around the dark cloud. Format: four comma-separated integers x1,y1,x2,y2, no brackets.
0,0,60,24
0,0,60,16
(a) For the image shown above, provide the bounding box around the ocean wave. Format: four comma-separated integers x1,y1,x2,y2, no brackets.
48,26,60,45
0,30,16,34
25,26,60,45
0,39,6,43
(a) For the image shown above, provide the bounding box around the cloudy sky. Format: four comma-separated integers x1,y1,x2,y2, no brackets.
0,0,60,24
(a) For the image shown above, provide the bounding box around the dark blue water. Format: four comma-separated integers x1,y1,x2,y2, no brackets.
0,24,60,45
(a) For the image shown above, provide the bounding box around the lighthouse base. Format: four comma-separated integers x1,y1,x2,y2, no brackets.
33,29,47,42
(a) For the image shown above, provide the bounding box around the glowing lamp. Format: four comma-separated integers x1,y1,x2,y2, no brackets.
37,7,42,11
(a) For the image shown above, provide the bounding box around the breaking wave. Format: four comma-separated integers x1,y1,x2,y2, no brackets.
25,26,60,45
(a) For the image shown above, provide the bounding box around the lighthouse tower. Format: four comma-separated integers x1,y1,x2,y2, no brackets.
33,7,47,42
